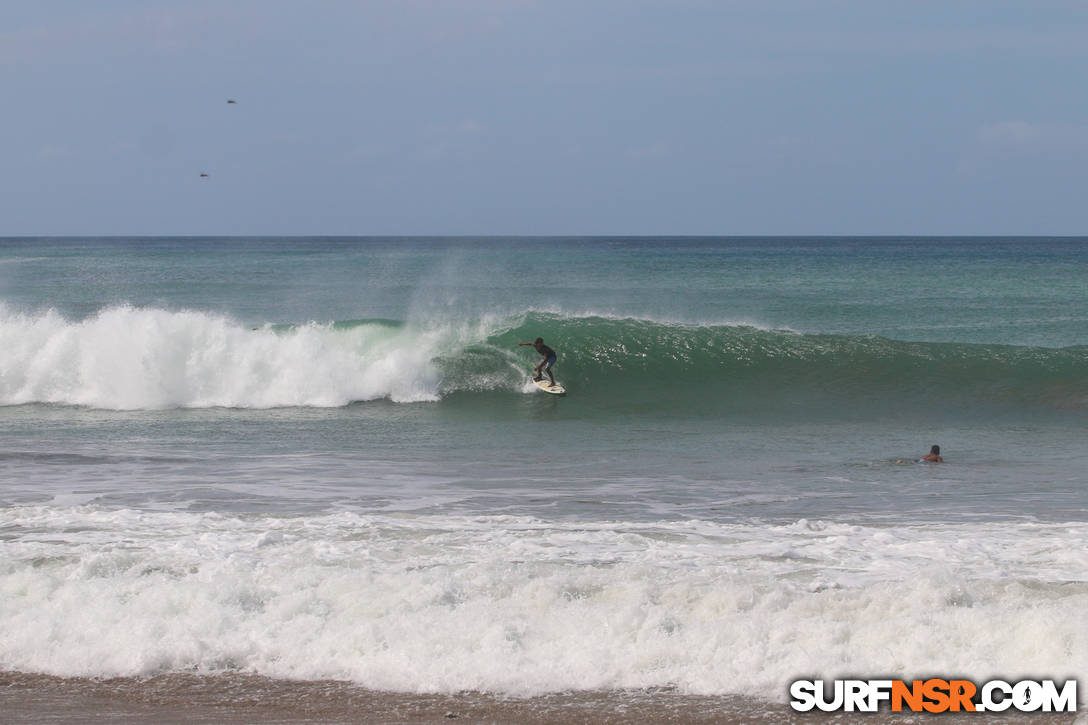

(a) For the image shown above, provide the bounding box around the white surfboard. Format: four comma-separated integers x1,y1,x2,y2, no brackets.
531,377,566,395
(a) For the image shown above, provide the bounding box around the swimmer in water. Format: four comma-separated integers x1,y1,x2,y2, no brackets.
920,444,943,463
898,444,944,464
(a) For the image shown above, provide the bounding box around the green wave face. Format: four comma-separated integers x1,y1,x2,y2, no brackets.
476,312,1088,419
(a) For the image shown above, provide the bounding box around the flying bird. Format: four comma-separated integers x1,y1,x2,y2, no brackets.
199,173,209,178
227,99,237,104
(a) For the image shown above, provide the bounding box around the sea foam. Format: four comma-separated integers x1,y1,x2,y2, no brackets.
0,305,457,408
1,507,1084,698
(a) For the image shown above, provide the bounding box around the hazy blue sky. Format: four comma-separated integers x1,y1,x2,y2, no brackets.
4,1,1087,235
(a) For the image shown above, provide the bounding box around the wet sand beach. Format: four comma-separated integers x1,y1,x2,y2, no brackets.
1,672,1079,725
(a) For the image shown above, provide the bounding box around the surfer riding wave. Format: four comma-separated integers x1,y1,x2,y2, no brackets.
519,337,557,387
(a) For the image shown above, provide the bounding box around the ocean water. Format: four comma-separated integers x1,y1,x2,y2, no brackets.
1,238,1086,708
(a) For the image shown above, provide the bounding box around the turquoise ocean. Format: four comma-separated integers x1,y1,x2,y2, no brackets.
1,238,1086,712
